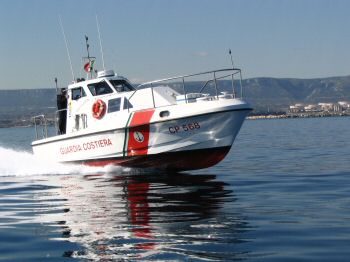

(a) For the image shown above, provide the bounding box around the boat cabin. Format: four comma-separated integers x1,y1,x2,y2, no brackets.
58,70,135,135
58,69,180,135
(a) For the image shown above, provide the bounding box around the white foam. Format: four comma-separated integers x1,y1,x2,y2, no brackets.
0,147,107,177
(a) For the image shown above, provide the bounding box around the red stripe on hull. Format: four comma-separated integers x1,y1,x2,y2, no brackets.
78,146,231,171
127,109,155,156
129,109,155,127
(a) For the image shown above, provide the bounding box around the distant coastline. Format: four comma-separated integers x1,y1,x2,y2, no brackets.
248,111,350,120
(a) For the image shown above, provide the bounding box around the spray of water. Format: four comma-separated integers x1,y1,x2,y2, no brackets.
0,146,120,177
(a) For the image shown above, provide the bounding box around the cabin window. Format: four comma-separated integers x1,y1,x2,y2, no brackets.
88,81,113,96
109,80,135,92
71,87,86,100
108,98,121,113
123,97,133,110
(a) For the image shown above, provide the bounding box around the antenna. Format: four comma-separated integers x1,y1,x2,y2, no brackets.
54,77,58,93
83,35,95,79
229,49,235,69
85,35,90,58
58,15,75,81
96,15,106,71
228,49,236,98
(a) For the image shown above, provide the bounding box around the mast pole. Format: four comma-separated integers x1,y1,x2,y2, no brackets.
85,35,93,79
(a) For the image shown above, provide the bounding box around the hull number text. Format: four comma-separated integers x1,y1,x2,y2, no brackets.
169,122,201,133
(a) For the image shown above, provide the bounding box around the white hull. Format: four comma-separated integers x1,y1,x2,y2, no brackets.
32,99,251,170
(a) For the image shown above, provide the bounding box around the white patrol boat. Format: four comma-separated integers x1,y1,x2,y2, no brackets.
32,47,252,170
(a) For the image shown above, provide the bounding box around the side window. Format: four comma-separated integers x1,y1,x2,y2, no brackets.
108,98,121,113
123,97,133,110
88,81,113,96
71,87,86,100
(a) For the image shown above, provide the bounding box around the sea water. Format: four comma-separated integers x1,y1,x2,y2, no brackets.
0,117,349,261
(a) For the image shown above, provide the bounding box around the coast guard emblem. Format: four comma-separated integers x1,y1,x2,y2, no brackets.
133,131,144,143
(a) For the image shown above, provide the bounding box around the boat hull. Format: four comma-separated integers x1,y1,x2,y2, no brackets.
73,146,231,170
32,107,250,171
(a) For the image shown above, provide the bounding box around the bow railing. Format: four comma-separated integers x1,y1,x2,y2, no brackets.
127,68,244,111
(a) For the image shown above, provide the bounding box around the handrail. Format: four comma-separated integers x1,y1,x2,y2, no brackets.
136,68,241,89
32,115,48,140
55,108,68,134
198,72,240,94
127,68,244,112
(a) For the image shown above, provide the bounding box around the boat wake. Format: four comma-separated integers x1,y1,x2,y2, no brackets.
0,146,123,177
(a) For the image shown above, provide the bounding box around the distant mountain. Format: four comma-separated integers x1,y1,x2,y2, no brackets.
0,89,56,120
1,75,350,122
242,76,350,111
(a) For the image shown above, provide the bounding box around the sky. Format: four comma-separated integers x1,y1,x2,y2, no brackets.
0,0,350,89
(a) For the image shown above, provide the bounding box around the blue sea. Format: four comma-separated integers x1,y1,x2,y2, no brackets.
0,117,349,261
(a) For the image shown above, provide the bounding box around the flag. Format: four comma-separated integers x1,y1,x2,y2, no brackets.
84,60,95,72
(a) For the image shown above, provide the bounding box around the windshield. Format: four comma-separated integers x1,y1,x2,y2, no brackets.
88,81,113,96
109,80,135,92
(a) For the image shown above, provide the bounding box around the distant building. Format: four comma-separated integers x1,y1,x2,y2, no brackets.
304,104,318,112
288,101,350,114
289,104,304,113
318,103,334,112
338,101,350,110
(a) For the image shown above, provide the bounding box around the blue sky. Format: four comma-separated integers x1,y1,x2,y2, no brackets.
0,0,349,89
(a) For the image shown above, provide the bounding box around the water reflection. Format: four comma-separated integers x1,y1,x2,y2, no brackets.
34,172,249,260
